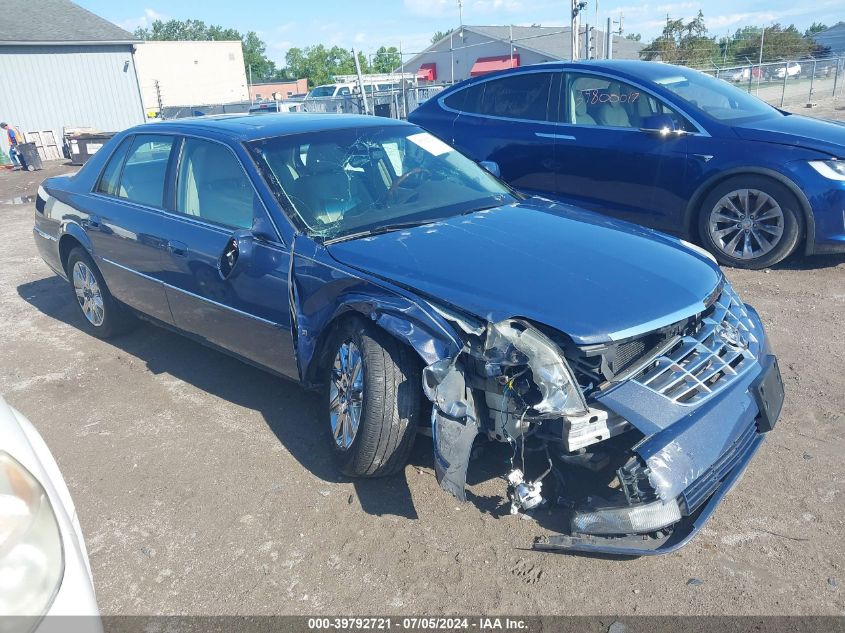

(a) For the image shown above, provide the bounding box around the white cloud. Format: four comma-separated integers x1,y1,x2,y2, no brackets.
403,0,454,18
116,8,166,32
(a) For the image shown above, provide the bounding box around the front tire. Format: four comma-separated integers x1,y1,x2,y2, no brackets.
324,317,421,478
698,176,803,269
66,247,135,338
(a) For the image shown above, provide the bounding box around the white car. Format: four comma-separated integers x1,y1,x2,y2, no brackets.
773,62,801,79
727,66,751,82
0,396,101,628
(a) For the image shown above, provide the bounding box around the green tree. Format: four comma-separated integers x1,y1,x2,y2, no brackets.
641,11,718,67
730,24,813,64
804,22,827,37
134,19,277,81
284,44,364,87
371,46,401,73
625,33,642,41
431,30,450,44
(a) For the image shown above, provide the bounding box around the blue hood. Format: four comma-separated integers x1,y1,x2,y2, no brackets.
732,114,845,158
326,201,722,345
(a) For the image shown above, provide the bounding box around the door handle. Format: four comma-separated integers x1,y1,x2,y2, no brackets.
535,132,576,140
167,240,188,257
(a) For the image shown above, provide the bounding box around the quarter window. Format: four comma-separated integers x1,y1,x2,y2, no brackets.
96,137,132,196
117,135,175,208
175,138,255,230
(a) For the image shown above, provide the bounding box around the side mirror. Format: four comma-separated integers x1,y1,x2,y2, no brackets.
640,114,688,137
479,160,501,178
218,230,254,281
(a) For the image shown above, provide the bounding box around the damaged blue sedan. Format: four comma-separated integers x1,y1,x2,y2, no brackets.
33,114,784,555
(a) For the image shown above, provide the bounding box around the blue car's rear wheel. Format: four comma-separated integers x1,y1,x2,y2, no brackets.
66,247,135,339
698,176,802,270
324,317,421,478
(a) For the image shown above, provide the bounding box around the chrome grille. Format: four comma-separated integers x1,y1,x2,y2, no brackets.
630,283,759,405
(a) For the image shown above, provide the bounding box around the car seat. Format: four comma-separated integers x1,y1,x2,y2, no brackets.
596,84,632,128
291,143,372,226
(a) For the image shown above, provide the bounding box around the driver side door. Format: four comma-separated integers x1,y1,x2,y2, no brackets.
156,135,297,378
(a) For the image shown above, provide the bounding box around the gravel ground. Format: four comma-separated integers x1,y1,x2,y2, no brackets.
1,147,843,617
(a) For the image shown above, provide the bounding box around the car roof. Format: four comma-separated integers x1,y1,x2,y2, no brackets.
456,59,703,84
131,113,413,141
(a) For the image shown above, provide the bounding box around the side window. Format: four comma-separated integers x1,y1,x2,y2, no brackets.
117,135,175,207
96,137,132,196
563,74,692,130
446,73,553,121
175,138,255,230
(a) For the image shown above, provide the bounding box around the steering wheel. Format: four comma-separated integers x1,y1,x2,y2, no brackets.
386,167,430,202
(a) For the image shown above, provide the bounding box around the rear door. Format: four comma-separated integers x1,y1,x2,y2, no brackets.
446,70,560,196
87,134,176,324
155,135,297,378
552,72,693,233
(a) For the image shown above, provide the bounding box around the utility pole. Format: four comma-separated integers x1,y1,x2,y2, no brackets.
509,24,514,65
606,17,613,59
457,0,464,35
571,0,586,61
352,48,370,115
756,27,766,94
154,79,163,118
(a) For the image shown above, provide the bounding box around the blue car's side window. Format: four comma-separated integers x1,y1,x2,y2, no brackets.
445,73,554,122
175,138,255,230
562,73,694,132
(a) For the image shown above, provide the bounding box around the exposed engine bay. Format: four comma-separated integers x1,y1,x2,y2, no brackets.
420,283,776,554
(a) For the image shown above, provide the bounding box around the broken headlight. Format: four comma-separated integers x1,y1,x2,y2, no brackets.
482,320,587,418
422,319,588,420
571,498,682,536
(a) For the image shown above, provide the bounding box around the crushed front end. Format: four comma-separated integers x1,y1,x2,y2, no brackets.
422,280,784,555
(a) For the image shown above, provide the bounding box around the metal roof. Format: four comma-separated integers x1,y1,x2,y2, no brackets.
813,22,845,55
465,25,645,61
0,0,138,45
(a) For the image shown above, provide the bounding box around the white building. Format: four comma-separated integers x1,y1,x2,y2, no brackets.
133,40,249,115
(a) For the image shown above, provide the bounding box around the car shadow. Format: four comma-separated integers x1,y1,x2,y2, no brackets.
773,252,845,270
16,275,514,523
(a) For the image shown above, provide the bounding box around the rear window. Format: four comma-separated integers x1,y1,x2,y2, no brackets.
309,86,335,98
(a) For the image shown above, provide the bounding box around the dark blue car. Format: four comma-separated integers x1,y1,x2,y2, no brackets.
409,60,845,269
33,114,783,555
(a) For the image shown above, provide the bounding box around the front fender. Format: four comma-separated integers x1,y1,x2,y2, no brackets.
291,240,464,386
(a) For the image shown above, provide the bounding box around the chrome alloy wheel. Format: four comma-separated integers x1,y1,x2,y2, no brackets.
329,340,364,450
708,188,785,260
72,261,105,326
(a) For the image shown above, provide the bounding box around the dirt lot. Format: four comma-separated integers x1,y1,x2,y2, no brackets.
1,149,844,616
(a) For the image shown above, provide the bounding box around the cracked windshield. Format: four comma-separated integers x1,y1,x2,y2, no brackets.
249,127,515,240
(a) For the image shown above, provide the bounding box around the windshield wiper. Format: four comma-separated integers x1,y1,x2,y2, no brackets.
323,218,441,244
322,200,510,245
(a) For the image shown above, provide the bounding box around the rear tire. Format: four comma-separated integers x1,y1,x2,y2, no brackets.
698,175,803,269
323,317,421,478
66,247,135,339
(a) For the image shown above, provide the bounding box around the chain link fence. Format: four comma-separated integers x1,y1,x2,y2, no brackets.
699,56,845,108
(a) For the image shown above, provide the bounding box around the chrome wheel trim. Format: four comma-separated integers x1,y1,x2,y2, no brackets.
708,188,784,261
72,261,105,326
329,340,364,450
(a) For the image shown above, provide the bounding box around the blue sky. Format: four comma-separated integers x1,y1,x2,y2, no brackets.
77,0,844,65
